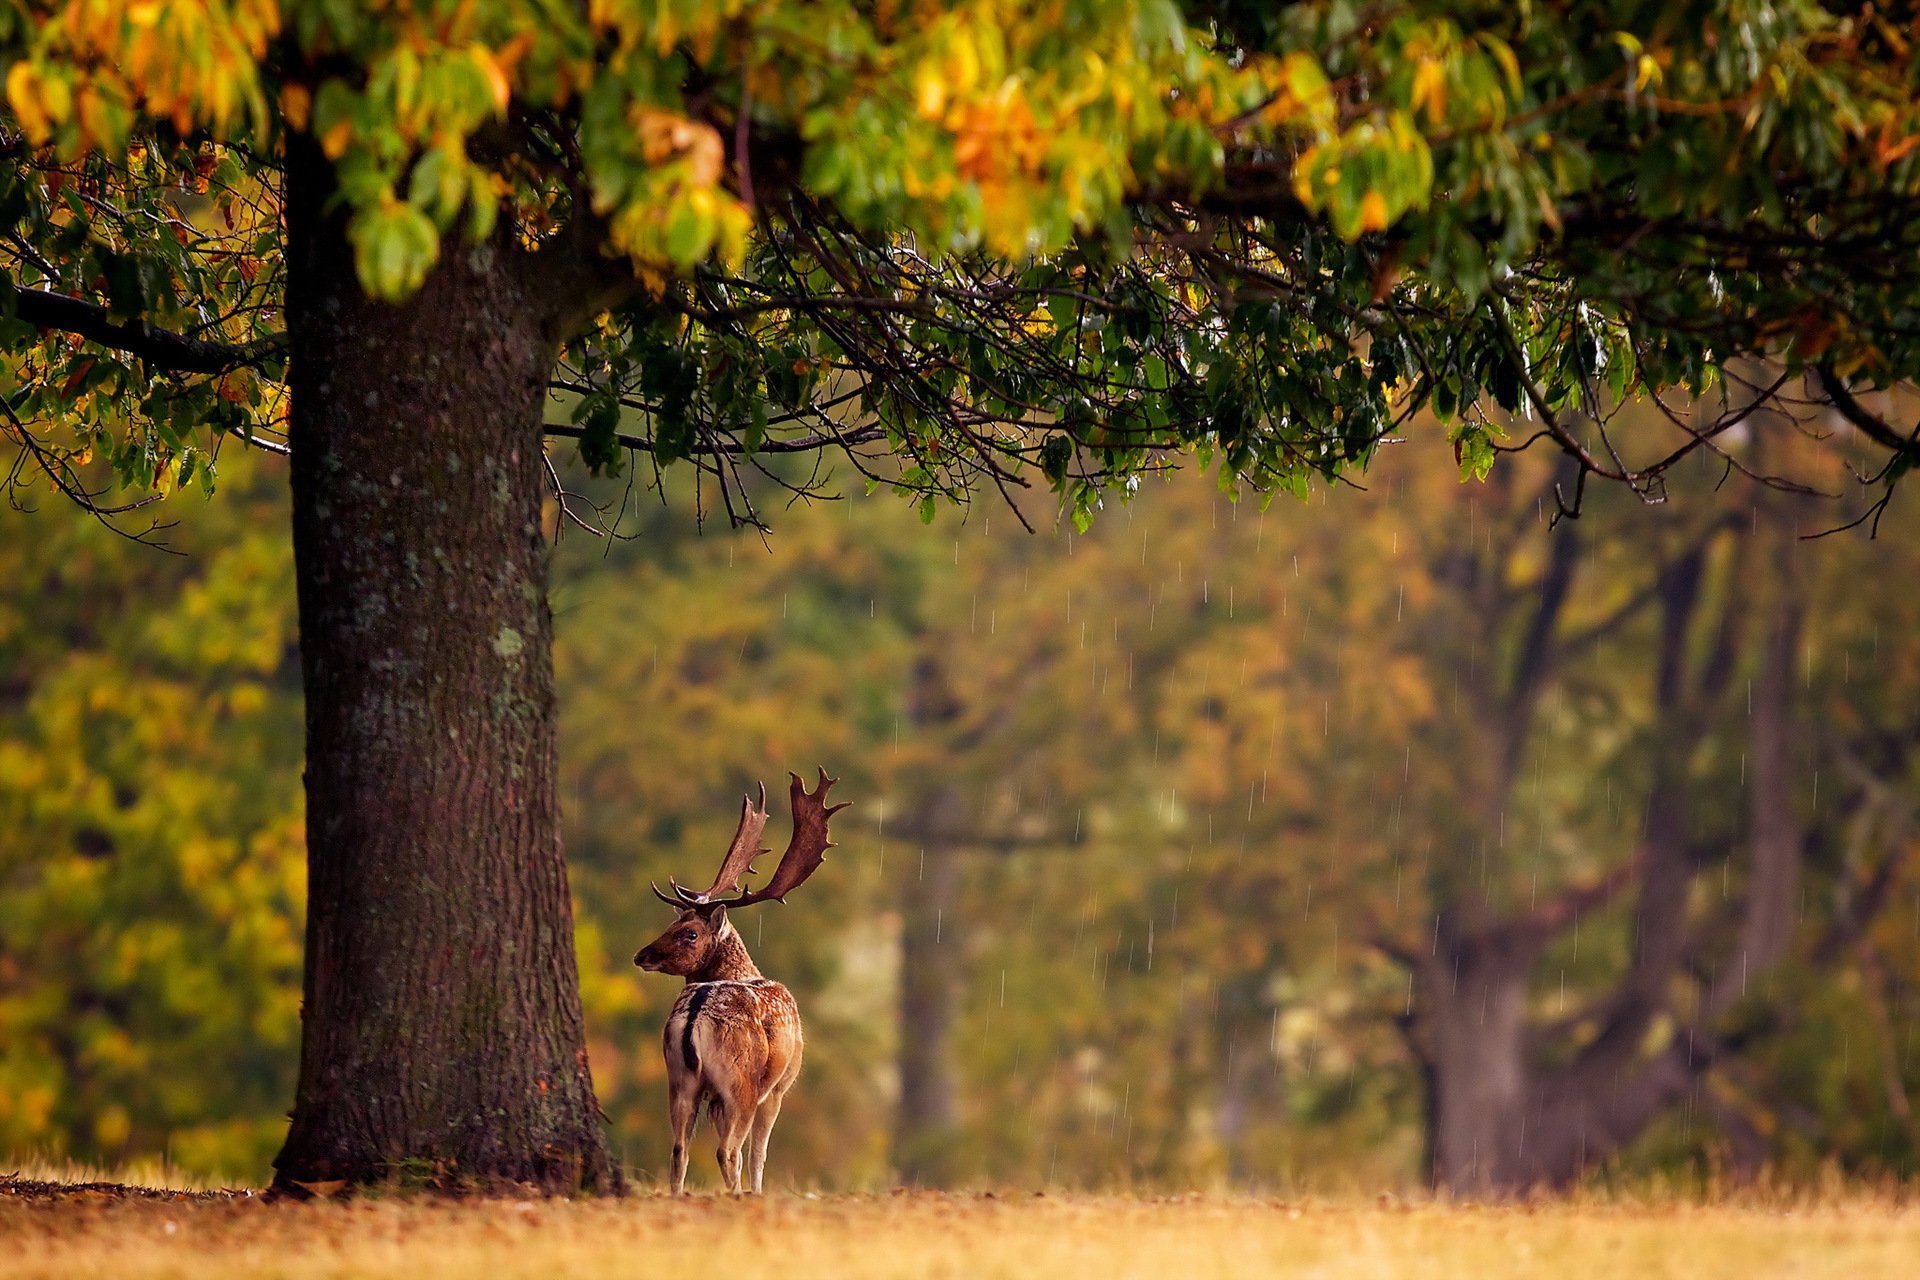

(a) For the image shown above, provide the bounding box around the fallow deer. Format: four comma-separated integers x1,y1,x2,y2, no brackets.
633,768,847,1194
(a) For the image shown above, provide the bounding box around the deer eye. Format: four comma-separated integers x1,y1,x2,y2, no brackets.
678,930,699,943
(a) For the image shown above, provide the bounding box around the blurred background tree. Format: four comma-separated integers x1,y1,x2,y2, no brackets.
0,451,304,1179
8,405,1914,1191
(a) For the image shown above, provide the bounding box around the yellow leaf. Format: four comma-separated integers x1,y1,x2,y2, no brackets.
1290,144,1325,207
1481,36,1522,97
320,118,353,159
75,84,118,150
1358,190,1389,233
1410,60,1447,124
915,62,945,118
6,63,52,143
948,30,980,95
217,370,254,404
470,45,510,113
281,83,312,131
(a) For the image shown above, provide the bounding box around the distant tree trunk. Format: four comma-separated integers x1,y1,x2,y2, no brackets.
271,143,612,1194
895,830,964,1186
1217,987,1281,1185
892,654,970,1187
1149,987,1209,1182
1425,943,1530,1191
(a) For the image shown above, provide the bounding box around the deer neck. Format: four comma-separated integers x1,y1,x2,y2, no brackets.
690,921,762,984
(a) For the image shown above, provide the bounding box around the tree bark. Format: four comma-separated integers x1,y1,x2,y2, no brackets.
890,653,974,1187
893,791,966,1186
271,143,612,1194
1424,941,1531,1192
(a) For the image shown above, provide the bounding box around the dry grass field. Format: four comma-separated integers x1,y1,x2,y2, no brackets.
4,1167,1918,1280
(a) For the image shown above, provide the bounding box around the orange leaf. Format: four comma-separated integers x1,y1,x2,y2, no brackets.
60,358,97,399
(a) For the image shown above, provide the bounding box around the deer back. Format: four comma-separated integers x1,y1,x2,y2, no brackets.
666,974,803,1097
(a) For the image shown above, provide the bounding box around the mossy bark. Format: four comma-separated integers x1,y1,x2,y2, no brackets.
271,143,613,1195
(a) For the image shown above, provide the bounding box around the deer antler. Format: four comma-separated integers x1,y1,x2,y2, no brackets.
717,768,847,908
651,783,770,910
701,782,772,900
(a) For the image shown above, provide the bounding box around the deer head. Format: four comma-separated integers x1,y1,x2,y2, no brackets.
633,769,847,976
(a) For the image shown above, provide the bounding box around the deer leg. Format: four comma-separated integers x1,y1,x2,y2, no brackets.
667,1081,702,1195
713,1096,753,1194
746,1087,790,1194
750,1023,803,1195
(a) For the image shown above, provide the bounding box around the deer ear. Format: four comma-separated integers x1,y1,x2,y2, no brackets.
696,901,729,931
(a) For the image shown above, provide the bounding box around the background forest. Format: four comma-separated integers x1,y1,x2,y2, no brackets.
3,403,1918,1191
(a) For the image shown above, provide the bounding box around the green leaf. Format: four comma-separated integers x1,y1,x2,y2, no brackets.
576,394,624,476
348,201,439,301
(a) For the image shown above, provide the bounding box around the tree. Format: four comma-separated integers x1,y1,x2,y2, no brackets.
1134,422,1920,1192
1371,445,1811,1192
9,2,1920,1191
0,451,305,1178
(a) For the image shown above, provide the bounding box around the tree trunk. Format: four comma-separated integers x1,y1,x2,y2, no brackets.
891,656,972,1187
894,813,965,1185
1424,942,1530,1193
271,144,612,1194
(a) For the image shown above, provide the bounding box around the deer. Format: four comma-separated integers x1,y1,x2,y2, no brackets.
632,768,847,1194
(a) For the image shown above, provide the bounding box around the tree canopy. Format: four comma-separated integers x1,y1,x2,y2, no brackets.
7,2,1920,524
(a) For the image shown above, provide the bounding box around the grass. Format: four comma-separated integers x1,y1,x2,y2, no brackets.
4,1167,1918,1280
6,1158,235,1194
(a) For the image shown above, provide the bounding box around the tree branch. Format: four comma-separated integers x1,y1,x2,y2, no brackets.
9,284,278,375
1502,497,1581,723
1815,364,1920,463
542,421,887,456
1509,854,1643,943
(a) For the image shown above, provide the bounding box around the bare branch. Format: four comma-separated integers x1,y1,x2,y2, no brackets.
1814,364,1920,464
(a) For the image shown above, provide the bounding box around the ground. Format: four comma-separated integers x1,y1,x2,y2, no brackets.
3,1170,1917,1279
